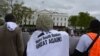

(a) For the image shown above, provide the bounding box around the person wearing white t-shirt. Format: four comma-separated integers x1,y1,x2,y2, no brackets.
27,14,69,56
71,19,100,56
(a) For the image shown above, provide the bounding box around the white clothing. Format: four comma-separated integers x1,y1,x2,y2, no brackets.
27,30,69,56
6,22,18,31
76,34,92,52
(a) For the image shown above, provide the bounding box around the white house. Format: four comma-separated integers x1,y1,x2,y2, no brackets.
22,9,69,28
22,10,69,30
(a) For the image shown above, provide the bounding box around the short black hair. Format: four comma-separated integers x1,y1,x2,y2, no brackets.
5,13,16,22
89,19,100,33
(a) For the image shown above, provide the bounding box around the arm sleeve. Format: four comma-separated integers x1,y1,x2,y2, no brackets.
71,35,86,56
76,35,87,52
16,28,24,56
72,34,92,56
27,34,36,56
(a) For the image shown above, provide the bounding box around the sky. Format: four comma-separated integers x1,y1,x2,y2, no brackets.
21,0,100,20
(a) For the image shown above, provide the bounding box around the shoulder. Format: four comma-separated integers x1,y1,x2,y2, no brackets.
31,30,42,35
50,29,68,34
49,29,58,33
76,34,92,52
79,34,90,41
59,31,69,36
16,27,21,31
80,34,92,45
15,27,21,31
50,30,69,37
14,27,22,34
30,30,42,38
78,34,91,45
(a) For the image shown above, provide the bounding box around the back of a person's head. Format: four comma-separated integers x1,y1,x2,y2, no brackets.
5,13,16,22
36,14,53,31
89,19,100,33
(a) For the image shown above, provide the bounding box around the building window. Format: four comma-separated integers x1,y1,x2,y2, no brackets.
57,18,59,20
65,18,66,21
57,23,58,26
53,17,55,20
61,18,62,21
64,23,66,26
38,14,39,17
33,16,34,19
52,22,54,25
33,22,34,25
61,23,62,26
29,20,31,25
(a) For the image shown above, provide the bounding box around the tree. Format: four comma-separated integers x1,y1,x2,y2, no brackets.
12,3,23,24
68,12,95,30
0,0,33,26
68,15,78,29
21,6,33,25
0,1,10,16
12,3,33,25
77,12,94,29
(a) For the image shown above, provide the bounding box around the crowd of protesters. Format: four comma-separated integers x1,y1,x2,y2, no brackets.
0,13,100,56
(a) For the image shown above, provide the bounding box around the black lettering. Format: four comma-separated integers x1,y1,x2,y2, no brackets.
51,34,60,37
36,41,42,49
36,38,42,43
43,35,51,40
36,40,47,49
49,37,62,44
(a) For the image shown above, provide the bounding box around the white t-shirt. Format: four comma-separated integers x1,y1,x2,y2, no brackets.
76,34,92,52
27,30,69,56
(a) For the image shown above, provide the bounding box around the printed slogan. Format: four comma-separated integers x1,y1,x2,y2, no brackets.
35,33,62,49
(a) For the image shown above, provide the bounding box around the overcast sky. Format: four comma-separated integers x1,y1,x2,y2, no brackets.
22,0,100,20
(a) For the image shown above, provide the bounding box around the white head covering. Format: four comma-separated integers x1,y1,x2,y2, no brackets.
6,22,18,31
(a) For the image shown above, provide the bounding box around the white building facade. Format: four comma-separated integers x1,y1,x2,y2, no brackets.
22,10,69,27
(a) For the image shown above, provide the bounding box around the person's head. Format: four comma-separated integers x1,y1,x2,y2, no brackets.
36,14,53,31
5,13,16,22
88,19,100,33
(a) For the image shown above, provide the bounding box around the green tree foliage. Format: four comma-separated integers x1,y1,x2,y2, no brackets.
0,2,10,16
78,12,95,29
21,6,33,25
0,0,33,25
68,12,95,29
12,3,33,25
68,15,78,29
12,3,23,24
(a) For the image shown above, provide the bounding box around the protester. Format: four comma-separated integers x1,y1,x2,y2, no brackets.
22,31,30,47
23,31,30,56
0,13,24,56
72,19,100,56
27,14,69,56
